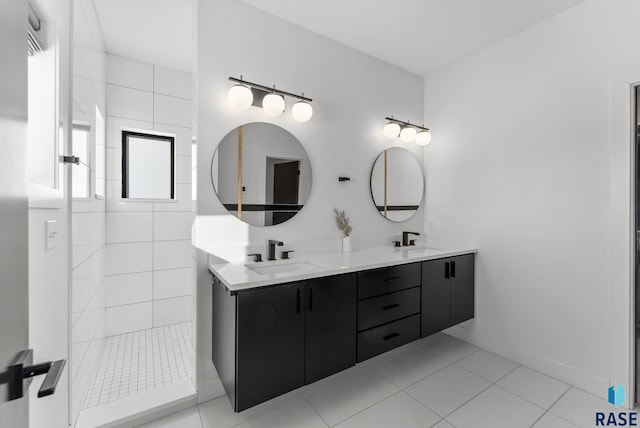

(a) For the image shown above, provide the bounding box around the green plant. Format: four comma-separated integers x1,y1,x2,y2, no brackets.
334,208,352,237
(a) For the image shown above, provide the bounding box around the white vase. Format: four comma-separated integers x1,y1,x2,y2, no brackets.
342,236,352,252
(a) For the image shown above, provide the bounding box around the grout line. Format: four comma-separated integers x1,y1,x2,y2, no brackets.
528,388,576,428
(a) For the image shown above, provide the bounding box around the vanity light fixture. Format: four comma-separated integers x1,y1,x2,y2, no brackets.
400,126,417,143
262,90,285,117
228,76,313,122
228,79,254,110
384,117,431,146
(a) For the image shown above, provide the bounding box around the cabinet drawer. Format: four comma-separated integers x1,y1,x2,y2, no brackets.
358,287,420,331
357,263,421,299
357,314,420,362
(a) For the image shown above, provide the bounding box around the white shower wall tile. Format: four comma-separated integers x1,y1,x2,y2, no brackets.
106,212,153,243
154,66,191,99
105,302,153,336
154,212,193,241
154,268,192,300
105,272,153,307
154,240,194,270
106,84,153,122
176,154,192,184
153,296,192,327
106,54,153,91
154,94,192,127
106,242,153,275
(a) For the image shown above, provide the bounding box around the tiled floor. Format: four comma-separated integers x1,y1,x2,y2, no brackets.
137,332,626,428
81,322,194,410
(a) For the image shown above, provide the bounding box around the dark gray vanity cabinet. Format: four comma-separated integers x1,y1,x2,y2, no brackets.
305,274,357,384
356,263,422,362
421,254,475,337
236,282,305,411
212,273,357,412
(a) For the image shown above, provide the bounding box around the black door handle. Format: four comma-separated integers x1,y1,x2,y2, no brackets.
451,261,456,278
445,262,450,279
1,349,66,400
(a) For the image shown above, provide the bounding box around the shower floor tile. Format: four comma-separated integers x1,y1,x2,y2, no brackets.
82,322,193,409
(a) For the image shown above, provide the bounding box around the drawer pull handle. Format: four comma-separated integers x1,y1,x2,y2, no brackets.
384,276,400,283
383,332,400,341
382,304,400,311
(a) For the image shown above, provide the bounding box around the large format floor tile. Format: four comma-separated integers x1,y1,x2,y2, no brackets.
405,364,490,417
497,366,570,409
302,368,399,426
455,349,519,382
198,390,302,428
446,385,544,428
419,333,480,362
372,347,451,389
549,387,617,427
531,412,579,428
232,397,328,428
334,391,441,428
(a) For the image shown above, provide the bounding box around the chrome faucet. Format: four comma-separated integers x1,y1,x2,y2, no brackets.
402,231,420,246
267,240,283,261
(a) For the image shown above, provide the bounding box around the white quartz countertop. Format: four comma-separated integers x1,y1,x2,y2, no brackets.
209,244,477,292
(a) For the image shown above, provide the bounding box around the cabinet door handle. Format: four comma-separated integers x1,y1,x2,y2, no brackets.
383,332,400,341
308,288,313,312
384,276,400,283
382,303,400,311
451,261,456,278
445,262,450,279
296,289,301,314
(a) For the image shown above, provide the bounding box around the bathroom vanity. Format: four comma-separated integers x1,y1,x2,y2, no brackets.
209,246,476,412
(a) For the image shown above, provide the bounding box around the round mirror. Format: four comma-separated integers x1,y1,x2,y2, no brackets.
211,122,312,226
370,147,424,222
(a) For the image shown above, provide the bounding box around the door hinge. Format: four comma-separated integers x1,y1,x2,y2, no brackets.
60,155,80,165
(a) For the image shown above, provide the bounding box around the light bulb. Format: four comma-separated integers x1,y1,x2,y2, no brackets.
415,130,432,146
383,122,400,139
228,84,253,109
292,101,313,123
400,126,417,143
262,93,285,116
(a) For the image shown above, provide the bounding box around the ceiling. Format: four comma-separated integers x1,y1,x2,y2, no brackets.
92,0,584,76
239,0,585,76
93,0,193,72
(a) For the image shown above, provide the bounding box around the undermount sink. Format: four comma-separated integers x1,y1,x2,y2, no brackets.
246,259,318,275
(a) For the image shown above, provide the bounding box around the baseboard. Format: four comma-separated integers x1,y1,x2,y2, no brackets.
445,324,609,400
75,380,197,428
197,377,226,404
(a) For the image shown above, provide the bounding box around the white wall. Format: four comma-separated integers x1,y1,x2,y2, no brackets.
423,0,640,404
27,0,73,427
104,54,194,337
69,0,107,421
195,0,425,401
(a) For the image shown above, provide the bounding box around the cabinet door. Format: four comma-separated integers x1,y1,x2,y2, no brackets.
237,283,305,411
304,274,357,384
450,254,475,325
421,258,450,337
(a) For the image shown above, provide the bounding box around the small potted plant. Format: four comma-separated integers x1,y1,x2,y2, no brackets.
334,209,353,252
